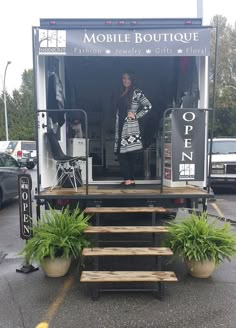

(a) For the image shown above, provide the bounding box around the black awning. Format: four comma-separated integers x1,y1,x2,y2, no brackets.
36,27,211,57
39,18,204,29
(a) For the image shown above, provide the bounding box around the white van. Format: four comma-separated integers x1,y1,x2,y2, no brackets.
5,141,37,169
209,138,236,189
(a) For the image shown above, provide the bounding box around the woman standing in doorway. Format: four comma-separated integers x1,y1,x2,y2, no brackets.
114,72,152,186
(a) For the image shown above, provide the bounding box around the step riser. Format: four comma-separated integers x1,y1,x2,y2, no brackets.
84,226,168,233
80,271,178,283
84,207,169,214
83,247,173,256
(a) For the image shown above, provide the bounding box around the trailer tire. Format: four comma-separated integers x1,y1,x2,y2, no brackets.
26,162,35,170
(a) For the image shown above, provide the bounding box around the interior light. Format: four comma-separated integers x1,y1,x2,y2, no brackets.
49,21,56,25
105,21,112,25
185,20,192,25
118,21,125,25
131,21,137,25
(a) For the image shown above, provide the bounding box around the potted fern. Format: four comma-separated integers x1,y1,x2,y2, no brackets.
166,211,236,278
20,206,91,277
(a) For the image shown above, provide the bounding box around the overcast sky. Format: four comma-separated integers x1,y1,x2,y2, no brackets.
0,0,235,93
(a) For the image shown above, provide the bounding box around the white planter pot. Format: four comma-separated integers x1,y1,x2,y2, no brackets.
41,257,71,277
185,259,216,278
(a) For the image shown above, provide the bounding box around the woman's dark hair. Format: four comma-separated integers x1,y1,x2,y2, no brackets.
120,71,137,106
121,71,137,89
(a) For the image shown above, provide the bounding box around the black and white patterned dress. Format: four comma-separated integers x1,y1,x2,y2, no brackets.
114,88,152,154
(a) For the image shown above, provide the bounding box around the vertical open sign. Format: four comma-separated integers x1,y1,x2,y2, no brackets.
172,109,205,181
18,174,33,239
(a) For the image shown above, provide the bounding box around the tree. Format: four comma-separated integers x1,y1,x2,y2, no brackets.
210,15,236,137
0,69,35,141
20,69,33,94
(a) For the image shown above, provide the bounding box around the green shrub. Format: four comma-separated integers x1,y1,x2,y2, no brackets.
166,211,236,264
21,206,92,264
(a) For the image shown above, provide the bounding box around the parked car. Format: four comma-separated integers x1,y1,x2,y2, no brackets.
5,140,37,170
209,137,236,189
0,152,28,209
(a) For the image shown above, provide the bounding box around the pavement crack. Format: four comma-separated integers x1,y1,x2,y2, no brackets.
0,251,7,264
5,276,26,328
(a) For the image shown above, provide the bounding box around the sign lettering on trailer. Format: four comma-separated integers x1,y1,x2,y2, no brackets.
18,174,33,239
37,28,211,57
33,18,212,204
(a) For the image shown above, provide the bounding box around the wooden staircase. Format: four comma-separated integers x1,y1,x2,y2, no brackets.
80,206,178,299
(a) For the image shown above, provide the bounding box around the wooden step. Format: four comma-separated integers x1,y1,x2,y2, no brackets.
82,247,173,256
84,207,168,214
84,226,169,233
80,271,178,282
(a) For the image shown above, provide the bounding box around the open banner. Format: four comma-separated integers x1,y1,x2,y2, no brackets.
18,174,33,240
36,28,211,57
171,109,206,181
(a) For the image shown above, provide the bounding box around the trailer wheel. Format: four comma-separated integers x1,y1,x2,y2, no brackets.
26,162,35,170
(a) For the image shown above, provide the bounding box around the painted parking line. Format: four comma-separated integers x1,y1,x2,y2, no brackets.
35,274,75,328
35,323,49,328
209,201,225,220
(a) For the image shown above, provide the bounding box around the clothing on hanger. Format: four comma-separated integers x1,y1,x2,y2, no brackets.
47,72,65,128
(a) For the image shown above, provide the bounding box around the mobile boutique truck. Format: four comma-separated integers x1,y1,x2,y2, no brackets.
31,18,213,297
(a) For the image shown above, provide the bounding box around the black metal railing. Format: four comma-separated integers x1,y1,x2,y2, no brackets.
36,108,89,195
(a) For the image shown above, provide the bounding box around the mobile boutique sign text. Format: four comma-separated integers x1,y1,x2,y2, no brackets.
38,28,211,57
83,31,200,44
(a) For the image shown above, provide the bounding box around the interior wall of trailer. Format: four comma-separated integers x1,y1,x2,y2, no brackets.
36,55,55,190
37,56,67,189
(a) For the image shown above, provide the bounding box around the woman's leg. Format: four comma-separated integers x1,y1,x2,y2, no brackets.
118,153,130,181
127,152,136,182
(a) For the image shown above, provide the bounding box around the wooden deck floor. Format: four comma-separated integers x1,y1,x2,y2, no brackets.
37,184,210,199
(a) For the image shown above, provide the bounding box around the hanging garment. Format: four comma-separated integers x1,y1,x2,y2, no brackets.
175,57,200,108
114,89,152,154
47,72,65,127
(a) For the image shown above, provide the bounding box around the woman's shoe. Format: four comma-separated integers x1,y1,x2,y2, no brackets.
123,182,136,188
120,180,135,187
123,184,133,188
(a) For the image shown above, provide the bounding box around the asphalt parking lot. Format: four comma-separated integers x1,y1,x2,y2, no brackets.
1,252,236,328
0,170,236,328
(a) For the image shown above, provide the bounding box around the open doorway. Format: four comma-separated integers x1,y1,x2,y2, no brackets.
62,56,199,181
